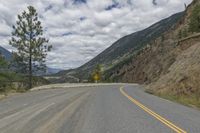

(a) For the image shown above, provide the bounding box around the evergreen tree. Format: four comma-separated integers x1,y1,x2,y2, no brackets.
0,52,7,70
9,6,52,89
178,29,182,39
189,5,200,33
182,28,188,38
161,35,165,42
184,3,187,10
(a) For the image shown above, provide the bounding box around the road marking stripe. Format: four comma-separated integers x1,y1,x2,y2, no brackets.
120,87,187,133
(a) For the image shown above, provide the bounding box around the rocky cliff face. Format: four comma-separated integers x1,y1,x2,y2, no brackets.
149,40,200,95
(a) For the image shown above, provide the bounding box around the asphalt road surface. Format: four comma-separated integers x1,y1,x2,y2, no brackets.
0,84,200,133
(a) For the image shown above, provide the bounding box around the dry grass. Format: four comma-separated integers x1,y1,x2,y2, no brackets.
0,94,5,100
146,89,200,109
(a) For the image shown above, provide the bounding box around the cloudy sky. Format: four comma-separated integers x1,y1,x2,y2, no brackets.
0,0,192,69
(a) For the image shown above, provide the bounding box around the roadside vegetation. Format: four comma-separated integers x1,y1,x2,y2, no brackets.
88,64,103,83
189,4,200,33
146,89,200,109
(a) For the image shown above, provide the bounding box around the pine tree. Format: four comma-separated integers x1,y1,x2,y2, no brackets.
9,6,52,89
182,28,188,38
161,35,165,42
184,3,187,10
0,52,7,70
189,5,200,33
178,29,182,39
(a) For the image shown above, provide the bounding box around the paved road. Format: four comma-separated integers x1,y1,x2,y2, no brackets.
0,84,200,133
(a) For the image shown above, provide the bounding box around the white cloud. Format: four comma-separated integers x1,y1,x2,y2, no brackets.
0,0,193,69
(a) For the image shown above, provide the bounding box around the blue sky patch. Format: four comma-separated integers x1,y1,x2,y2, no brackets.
80,16,87,21
73,0,87,5
152,0,157,5
45,5,53,12
62,32,73,36
105,2,120,11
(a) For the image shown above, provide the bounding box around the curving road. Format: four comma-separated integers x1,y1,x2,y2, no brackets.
0,84,200,133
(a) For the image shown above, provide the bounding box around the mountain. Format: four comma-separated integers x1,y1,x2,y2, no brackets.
0,46,60,75
46,68,62,75
34,67,62,76
104,0,200,107
56,0,200,107
0,46,12,60
106,0,199,83
58,0,200,107
57,11,184,80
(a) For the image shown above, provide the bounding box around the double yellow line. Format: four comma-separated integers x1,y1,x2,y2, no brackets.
120,87,187,133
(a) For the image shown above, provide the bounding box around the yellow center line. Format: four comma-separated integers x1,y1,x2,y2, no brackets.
119,87,187,133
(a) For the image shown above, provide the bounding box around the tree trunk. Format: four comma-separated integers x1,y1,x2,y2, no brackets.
29,16,33,90
29,51,32,89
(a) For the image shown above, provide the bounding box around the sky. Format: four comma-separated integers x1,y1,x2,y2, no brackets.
0,0,192,69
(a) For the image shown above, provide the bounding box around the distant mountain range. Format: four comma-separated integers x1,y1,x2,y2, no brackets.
0,46,61,75
0,46,12,60
45,67,62,75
